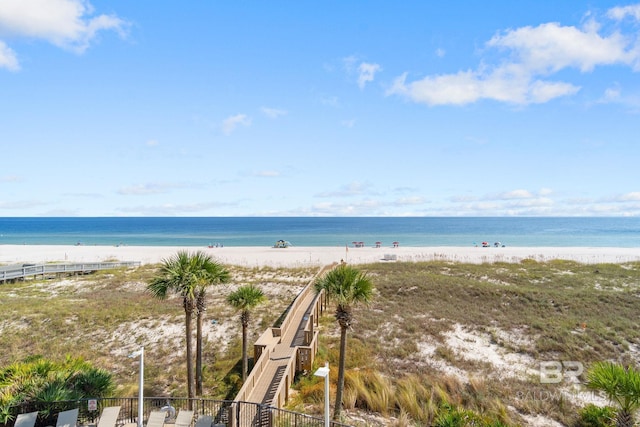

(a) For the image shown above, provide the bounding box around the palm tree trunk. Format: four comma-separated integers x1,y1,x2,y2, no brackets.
241,320,248,382
617,409,634,427
185,308,195,408
333,325,348,420
196,309,203,396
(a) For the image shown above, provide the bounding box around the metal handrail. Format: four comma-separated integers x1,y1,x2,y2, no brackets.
2,397,353,427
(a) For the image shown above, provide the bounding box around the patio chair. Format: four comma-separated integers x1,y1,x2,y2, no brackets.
174,410,193,427
145,410,167,427
56,409,78,427
193,415,211,427
14,411,38,427
96,406,121,427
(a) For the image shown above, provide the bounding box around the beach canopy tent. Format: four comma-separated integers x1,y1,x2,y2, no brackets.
274,240,291,248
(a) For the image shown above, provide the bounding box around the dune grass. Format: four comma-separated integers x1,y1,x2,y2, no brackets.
0,264,314,399
2,259,639,426
290,259,640,426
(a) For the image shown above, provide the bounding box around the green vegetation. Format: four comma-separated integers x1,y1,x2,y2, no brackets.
0,356,114,425
0,263,308,399
147,250,232,400
294,260,640,426
2,259,640,426
314,264,374,421
226,285,266,381
577,404,616,427
586,362,640,427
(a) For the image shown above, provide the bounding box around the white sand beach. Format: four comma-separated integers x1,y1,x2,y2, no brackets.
2,244,640,267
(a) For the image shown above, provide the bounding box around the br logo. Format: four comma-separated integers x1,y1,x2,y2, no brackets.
539,361,583,383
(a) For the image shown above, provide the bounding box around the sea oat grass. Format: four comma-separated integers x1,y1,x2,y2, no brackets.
299,260,640,424
4,260,640,425
0,263,314,399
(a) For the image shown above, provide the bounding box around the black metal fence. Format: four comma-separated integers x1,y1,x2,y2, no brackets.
2,398,352,427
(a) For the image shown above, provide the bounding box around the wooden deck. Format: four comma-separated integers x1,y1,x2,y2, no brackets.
0,261,141,283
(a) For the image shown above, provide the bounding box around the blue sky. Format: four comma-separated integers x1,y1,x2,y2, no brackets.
1,1,640,217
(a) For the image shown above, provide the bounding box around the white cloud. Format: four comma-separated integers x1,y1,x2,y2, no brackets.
388,69,579,106
1,175,21,183
320,95,340,108
487,22,632,73
498,189,534,199
394,196,427,206
607,4,640,21
0,41,19,71
0,0,127,71
617,192,640,201
435,48,446,58
221,114,251,135
388,14,640,106
343,55,358,71
316,182,373,198
0,200,45,210
342,56,382,89
0,0,127,53
261,107,287,119
118,182,183,195
254,170,280,177
357,62,381,89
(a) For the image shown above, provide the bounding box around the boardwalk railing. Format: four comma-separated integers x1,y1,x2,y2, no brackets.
0,262,141,283
2,397,352,427
230,265,334,425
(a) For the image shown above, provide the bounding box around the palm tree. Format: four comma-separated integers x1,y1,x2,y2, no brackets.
314,264,374,420
226,285,266,381
586,361,640,427
148,250,229,400
194,259,230,395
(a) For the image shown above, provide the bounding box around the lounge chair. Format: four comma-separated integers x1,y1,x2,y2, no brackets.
97,406,121,427
14,411,38,427
194,415,212,427
174,410,193,427
146,411,167,427
56,409,78,427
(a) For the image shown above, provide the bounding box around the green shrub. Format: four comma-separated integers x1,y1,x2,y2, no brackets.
576,404,616,427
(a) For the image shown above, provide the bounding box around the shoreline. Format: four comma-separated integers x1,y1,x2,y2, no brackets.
2,244,640,267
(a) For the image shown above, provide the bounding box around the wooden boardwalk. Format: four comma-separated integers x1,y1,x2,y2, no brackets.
246,287,318,405
230,265,333,426
0,261,141,283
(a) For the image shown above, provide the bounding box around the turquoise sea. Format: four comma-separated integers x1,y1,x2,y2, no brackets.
0,217,638,248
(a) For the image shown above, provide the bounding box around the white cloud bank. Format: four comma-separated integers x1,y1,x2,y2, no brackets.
0,0,128,70
387,5,640,106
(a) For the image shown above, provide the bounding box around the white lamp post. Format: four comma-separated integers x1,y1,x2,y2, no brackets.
314,362,330,427
128,347,144,427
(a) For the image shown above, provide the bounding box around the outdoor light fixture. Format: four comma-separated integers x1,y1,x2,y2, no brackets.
314,362,330,427
128,347,144,427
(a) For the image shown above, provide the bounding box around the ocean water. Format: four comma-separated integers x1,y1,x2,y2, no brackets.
0,217,639,248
